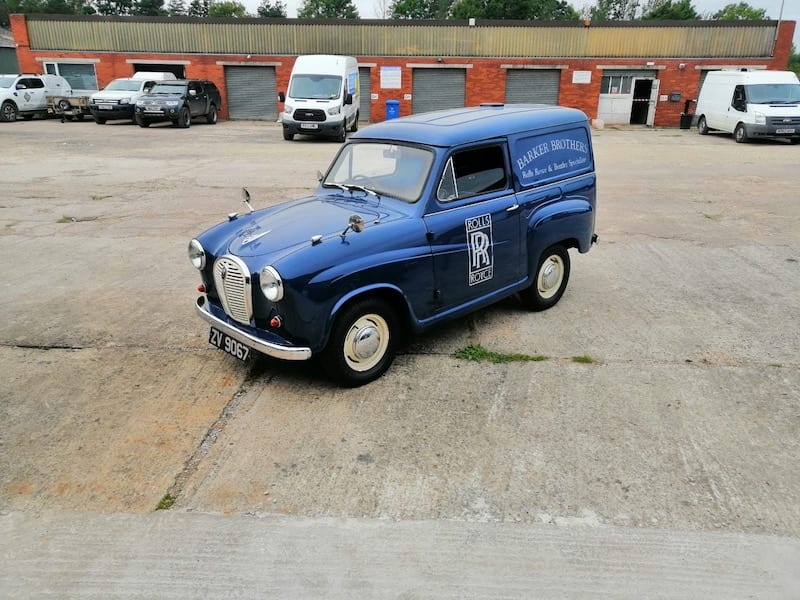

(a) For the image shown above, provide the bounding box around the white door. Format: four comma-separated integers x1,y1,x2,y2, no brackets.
646,79,660,127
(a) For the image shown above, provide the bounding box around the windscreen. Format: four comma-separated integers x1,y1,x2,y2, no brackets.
149,83,187,94
104,80,142,92
289,74,343,100
745,83,800,104
325,142,434,204
0,76,16,88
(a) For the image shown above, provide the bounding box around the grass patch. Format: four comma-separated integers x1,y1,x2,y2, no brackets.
90,194,113,201
155,493,176,510
571,354,596,364
769,363,783,368
452,344,549,364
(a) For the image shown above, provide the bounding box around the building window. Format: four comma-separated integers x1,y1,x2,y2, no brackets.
44,62,98,91
600,74,634,95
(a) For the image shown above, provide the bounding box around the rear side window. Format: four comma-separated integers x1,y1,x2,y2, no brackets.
511,127,593,188
437,144,508,202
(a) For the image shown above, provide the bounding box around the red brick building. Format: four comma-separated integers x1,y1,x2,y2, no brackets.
9,14,796,127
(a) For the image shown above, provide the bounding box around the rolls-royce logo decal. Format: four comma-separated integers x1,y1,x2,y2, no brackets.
466,214,494,286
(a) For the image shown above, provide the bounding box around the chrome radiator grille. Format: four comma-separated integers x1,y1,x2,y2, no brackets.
213,255,252,325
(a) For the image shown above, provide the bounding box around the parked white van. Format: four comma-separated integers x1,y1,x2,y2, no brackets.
89,71,177,124
279,55,359,142
0,73,72,122
695,70,800,144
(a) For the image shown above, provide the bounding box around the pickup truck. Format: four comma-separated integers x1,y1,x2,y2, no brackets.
89,71,177,124
134,79,221,128
0,73,75,122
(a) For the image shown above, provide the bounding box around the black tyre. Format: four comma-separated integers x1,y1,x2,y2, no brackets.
519,245,571,312
206,104,218,124
1,101,18,122
22,114,34,121
734,123,748,143
697,115,709,135
94,117,106,125
283,129,294,141
177,106,191,128
336,123,346,143
57,99,71,113
135,115,150,128
350,111,359,132
321,298,398,386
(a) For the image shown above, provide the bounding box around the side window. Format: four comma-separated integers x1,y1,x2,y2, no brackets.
732,85,746,110
27,78,45,89
436,145,507,203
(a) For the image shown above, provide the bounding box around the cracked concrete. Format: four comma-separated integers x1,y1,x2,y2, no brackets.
0,120,798,595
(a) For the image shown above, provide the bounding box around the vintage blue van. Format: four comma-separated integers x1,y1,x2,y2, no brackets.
190,104,598,385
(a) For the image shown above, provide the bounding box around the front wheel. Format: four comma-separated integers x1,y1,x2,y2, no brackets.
336,123,346,143
283,129,294,141
350,111,359,132
321,298,398,386
177,106,191,128
697,115,709,135
135,115,150,128
1,101,18,122
734,123,748,143
519,245,571,311
94,117,106,125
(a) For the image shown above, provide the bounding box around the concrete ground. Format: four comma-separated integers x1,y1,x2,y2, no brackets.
0,118,798,597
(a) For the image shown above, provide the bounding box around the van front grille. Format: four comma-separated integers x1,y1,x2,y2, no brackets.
767,116,800,127
293,109,326,122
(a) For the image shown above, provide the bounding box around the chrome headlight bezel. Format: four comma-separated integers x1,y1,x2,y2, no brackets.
188,238,206,270
260,266,284,302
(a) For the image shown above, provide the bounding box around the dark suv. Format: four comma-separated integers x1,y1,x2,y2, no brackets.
134,79,221,128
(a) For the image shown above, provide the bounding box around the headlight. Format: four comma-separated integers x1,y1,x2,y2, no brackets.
188,239,206,269
327,105,341,116
119,97,130,104
165,100,180,107
284,104,293,114
754,112,766,125
260,266,284,302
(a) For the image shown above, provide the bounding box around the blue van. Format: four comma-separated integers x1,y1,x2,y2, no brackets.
190,104,598,385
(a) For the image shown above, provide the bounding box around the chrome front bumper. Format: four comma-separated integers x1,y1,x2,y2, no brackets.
195,296,312,361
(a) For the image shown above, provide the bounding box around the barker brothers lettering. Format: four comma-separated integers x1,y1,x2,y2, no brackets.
516,136,590,183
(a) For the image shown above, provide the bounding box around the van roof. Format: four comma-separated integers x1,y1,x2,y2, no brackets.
352,104,589,147
706,70,799,85
292,54,356,75
132,71,177,80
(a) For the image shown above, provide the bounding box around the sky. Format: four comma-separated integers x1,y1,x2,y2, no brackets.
241,0,799,48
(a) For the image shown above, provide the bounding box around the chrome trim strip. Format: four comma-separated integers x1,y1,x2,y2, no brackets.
195,296,312,361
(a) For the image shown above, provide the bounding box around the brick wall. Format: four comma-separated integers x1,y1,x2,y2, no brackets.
10,14,796,127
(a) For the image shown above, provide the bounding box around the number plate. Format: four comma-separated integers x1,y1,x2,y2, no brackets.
98,104,113,110
300,123,319,129
209,327,251,361
776,128,795,134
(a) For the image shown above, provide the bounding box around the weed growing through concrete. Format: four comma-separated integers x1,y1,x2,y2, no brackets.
452,344,549,364
572,354,596,364
156,493,175,510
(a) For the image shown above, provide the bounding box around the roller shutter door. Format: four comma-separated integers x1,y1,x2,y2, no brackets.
412,68,465,115
359,67,371,122
225,66,277,121
504,70,560,105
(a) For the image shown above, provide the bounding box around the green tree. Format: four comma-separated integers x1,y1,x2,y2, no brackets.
789,45,800,77
186,0,208,15
711,2,768,20
166,0,185,14
132,0,165,15
256,0,286,16
390,0,451,19
297,0,359,18
94,0,133,14
450,0,578,20
589,0,640,20
643,0,699,19
208,0,247,16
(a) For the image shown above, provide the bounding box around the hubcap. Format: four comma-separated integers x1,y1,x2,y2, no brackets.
344,314,389,372
538,255,564,299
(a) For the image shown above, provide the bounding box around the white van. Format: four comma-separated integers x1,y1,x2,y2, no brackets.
279,55,359,142
89,71,177,124
695,70,800,143
0,73,72,122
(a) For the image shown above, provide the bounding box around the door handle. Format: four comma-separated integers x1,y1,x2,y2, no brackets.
506,204,520,212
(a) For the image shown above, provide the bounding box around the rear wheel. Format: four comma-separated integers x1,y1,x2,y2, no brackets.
206,104,218,124
321,298,398,387
1,101,18,122
697,115,709,135
519,245,571,311
734,123,748,143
